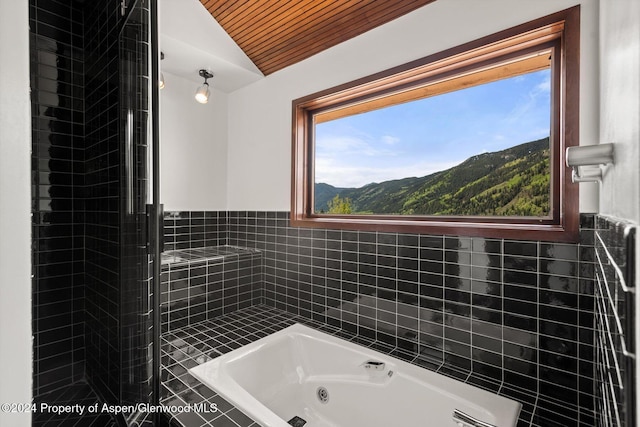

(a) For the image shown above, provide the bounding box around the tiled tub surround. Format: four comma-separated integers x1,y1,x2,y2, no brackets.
164,211,598,426
161,246,263,333
239,212,598,426
594,216,636,427
160,305,537,427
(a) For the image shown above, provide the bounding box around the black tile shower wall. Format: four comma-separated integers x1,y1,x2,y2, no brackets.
594,216,636,427
224,211,597,426
31,0,153,412
83,0,123,405
30,0,86,397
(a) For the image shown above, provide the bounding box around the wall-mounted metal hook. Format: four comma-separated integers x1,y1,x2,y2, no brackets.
566,143,615,183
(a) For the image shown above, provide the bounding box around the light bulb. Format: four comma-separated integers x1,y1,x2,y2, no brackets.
195,83,209,103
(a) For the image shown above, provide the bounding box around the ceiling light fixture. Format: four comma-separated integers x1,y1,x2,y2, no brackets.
195,69,214,104
159,52,165,89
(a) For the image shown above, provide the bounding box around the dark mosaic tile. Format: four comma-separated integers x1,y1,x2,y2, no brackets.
158,210,607,426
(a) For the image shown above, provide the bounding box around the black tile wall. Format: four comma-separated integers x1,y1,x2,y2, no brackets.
161,246,263,333
166,210,598,426
163,211,228,251
30,0,86,397
82,0,123,405
594,216,636,427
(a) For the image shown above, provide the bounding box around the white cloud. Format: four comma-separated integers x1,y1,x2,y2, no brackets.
314,136,368,153
501,70,551,125
535,75,551,93
381,135,400,145
315,157,460,188
316,135,396,158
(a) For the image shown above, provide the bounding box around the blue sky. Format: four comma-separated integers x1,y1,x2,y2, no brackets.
315,69,551,188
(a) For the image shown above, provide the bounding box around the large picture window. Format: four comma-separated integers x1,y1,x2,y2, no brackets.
292,7,580,242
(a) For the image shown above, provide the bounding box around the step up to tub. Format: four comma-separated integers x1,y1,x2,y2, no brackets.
161,245,262,332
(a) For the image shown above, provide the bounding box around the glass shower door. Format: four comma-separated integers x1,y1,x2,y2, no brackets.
119,0,161,425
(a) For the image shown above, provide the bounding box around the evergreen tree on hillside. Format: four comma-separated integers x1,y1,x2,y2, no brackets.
327,195,353,214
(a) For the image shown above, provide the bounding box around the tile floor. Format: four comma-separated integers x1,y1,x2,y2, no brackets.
32,382,116,427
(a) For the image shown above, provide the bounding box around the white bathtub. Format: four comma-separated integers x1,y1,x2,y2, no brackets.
189,323,521,427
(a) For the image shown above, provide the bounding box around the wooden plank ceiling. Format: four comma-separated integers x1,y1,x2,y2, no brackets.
200,0,437,76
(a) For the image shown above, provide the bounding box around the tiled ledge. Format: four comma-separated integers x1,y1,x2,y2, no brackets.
160,305,548,427
161,245,261,268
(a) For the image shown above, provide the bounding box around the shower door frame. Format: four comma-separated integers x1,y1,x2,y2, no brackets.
118,0,161,424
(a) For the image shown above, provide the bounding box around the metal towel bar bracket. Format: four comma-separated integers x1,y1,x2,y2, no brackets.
566,143,614,183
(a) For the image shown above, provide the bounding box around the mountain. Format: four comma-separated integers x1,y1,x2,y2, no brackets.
314,182,348,213
314,138,550,216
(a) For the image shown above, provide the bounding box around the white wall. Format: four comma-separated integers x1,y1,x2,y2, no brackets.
599,0,640,222
226,0,600,212
0,1,32,426
160,71,228,211
598,0,640,414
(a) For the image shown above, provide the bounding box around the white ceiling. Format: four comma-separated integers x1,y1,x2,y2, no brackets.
159,0,264,93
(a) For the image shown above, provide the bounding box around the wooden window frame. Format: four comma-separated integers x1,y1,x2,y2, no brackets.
291,6,580,242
